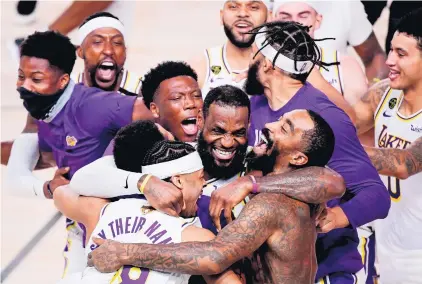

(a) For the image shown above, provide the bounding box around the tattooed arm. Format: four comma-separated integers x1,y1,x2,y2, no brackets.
208,166,344,229
353,79,390,135
365,137,422,179
88,193,292,275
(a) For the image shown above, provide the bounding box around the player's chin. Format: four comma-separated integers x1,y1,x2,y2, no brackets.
95,78,116,90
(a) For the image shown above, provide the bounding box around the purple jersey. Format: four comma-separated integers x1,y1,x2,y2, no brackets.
248,83,390,280
37,83,136,179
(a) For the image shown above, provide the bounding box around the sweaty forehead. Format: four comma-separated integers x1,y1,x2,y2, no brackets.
158,76,199,94
19,56,56,74
282,110,314,132
206,104,248,127
276,2,315,15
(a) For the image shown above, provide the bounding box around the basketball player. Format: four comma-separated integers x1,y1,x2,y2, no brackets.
54,124,241,283
191,0,269,96
87,109,336,284
207,21,390,283
5,30,166,279
352,9,422,284
2,12,141,168
272,1,372,145
191,0,356,123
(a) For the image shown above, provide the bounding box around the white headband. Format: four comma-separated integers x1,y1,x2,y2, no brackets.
77,16,125,45
142,152,204,180
254,27,313,74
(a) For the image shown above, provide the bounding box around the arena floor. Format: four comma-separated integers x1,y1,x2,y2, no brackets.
0,1,390,283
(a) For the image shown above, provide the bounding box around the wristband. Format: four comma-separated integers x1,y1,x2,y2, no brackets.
47,181,54,198
248,175,259,194
139,174,152,195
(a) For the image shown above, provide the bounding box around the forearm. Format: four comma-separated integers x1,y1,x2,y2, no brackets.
5,133,47,199
70,156,144,198
1,141,13,165
340,181,390,228
364,146,410,178
48,1,113,35
123,241,231,275
255,167,345,204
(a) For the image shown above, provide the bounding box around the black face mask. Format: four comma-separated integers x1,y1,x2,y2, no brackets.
17,86,66,120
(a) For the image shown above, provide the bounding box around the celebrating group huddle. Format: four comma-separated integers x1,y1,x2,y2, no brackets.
4,1,422,284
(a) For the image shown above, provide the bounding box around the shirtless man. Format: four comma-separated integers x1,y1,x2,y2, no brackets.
87,109,340,284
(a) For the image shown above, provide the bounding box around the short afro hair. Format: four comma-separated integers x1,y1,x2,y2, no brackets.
298,110,335,168
113,120,165,173
396,8,422,51
203,85,250,119
143,140,196,166
20,31,76,75
141,61,198,109
79,11,121,28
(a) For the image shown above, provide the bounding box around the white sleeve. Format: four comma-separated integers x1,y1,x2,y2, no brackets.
347,0,373,46
5,133,47,199
70,156,144,198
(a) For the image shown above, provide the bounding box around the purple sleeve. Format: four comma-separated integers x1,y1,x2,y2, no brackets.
78,92,136,134
319,105,390,228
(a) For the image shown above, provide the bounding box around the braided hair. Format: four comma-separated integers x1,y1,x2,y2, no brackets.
247,21,338,81
143,140,196,166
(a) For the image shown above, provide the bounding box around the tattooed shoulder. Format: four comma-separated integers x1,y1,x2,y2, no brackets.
360,78,390,106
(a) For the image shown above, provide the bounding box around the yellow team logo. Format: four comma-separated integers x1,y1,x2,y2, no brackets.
211,65,222,75
389,98,397,109
66,136,78,147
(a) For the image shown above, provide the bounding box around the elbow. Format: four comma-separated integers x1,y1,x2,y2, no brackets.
324,169,346,199
395,168,410,180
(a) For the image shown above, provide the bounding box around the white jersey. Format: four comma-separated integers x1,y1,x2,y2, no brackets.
81,198,195,284
197,173,249,234
71,69,142,96
374,87,422,284
201,44,247,99
319,47,345,96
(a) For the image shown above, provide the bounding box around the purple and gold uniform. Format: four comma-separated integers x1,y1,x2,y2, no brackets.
37,81,136,277
248,82,390,283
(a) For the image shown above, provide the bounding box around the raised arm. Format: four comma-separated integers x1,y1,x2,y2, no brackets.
88,193,282,275
364,137,422,179
353,79,390,135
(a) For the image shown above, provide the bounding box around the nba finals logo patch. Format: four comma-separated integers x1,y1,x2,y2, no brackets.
389,98,397,109
66,136,78,147
211,65,222,75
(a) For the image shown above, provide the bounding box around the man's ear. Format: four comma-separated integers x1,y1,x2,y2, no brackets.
262,57,273,73
314,14,323,31
150,103,160,119
289,151,308,167
59,73,70,89
76,46,84,59
170,175,183,190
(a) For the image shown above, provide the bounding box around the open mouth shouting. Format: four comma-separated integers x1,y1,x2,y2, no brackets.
234,20,253,34
96,59,117,83
254,128,274,156
181,117,199,137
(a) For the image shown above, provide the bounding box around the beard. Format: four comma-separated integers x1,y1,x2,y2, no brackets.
245,147,278,176
88,63,121,92
245,61,265,95
223,23,255,49
197,132,247,180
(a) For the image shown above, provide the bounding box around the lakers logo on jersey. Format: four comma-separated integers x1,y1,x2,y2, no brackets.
66,136,78,147
211,65,222,75
389,98,397,109
377,124,412,149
